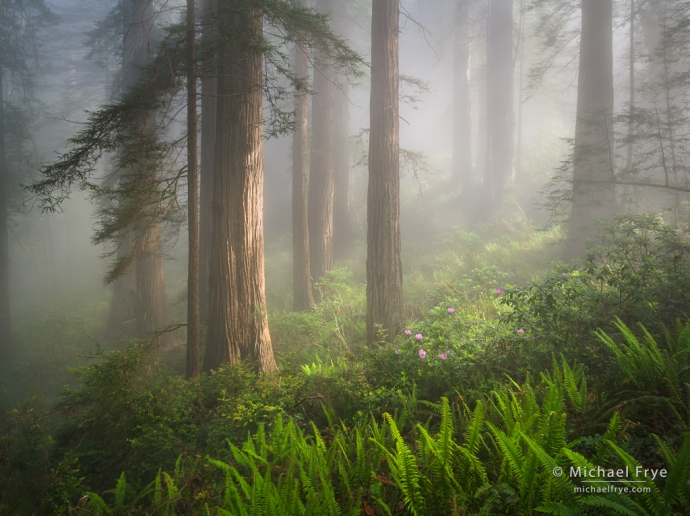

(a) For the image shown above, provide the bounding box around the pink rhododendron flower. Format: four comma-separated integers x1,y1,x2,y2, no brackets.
562,273,569,278
419,349,427,359
395,349,401,355
439,353,448,360
415,334,423,340
517,328,525,334
404,329,412,335
495,289,503,295
447,307,455,314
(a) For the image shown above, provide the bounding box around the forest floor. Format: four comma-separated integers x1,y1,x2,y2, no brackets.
2,198,689,515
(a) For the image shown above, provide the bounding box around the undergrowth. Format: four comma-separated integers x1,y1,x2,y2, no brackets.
2,214,690,514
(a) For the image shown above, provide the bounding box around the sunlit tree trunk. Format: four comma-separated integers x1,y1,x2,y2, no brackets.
563,0,614,260
481,0,513,210
199,0,216,327
452,0,472,193
0,63,13,366
204,0,276,373
366,0,403,344
333,3,354,260
186,0,200,378
292,0,314,312
308,0,336,297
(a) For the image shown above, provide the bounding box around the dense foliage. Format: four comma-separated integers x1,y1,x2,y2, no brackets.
2,214,690,514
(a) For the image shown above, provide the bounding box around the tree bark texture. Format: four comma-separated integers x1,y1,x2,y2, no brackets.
333,4,354,260
204,0,277,373
563,0,614,260
186,0,200,379
105,232,136,337
482,0,514,209
199,0,216,327
0,63,13,366
134,225,169,337
292,0,314,312
452,0,472,193
308,0,336,296
366,0,403,344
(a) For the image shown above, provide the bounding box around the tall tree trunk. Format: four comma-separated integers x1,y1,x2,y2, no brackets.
292,0,314,312
621,0,635,211
563,0,614,260
481,0,514,210
0,63,13,367
186,0,200,378
308,0,336,296
626,0,635,172
102,0,171,343
366,0,403,344
333,3,354,260
134,225,169,337
452,0,472,193
123,0,170,340
204,0,276,373
516,0,526,180
106,234,136,337
199,0,216,327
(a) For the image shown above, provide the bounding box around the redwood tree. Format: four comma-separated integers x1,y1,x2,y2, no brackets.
333,2,354,260
308,0,336,296
366,0,403,344
292,0,314,312
186,0,200,378
452,0,472,193
204,0,277,373
481,0,514,209
123,0,170,339
563,0,614,260
0,63,10,365
199,0,216,327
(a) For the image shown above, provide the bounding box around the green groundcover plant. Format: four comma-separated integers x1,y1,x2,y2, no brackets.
2,214,690,514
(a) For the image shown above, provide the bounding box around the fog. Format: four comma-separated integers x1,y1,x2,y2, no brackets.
3,0,690,512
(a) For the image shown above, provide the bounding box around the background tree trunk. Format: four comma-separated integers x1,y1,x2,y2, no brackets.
366,0,403,344
516,0,525,180
333,3,354,260
563,0,614,260
0,63,13,366
481,0,514,210
199,0,216,327
134,225,169,337
204,0,276,373
186,0,200,379
292,0,314,312
308,0,336,297
627,0,635,172
452,0,472,193
125,0,169,340
104,0,169,341
105,232,136,337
